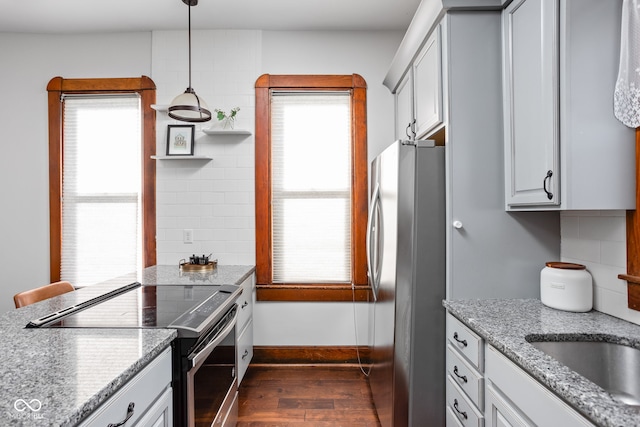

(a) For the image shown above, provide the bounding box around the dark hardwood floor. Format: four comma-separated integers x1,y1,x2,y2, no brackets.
237,365,382,427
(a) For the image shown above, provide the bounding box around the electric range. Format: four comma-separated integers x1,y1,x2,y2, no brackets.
26,282,243,427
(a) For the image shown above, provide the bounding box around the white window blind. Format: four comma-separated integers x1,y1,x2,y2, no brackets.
62,95,142,285
271,92,352,283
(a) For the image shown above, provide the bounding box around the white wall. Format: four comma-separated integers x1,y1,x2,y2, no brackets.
0,32,152,314
151,29,402,345
560,210,640,325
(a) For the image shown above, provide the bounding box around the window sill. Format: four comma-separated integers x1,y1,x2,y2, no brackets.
256,283,373,302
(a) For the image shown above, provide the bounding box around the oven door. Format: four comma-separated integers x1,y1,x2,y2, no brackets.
187,305,238,427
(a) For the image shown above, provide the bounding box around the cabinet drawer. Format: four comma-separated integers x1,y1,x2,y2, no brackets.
237,319,253,384
237,275,254,331
447,313,484,370
80,347,172,427
446,375,484,427
447,343,483,408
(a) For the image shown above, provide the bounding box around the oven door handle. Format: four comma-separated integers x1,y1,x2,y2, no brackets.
190,309,238,371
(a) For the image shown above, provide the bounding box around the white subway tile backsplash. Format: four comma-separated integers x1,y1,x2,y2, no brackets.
560,215,579,238
561,237,601,263
600,240,626,268
152,29,259,266
560,211,635,325
578,216,625,242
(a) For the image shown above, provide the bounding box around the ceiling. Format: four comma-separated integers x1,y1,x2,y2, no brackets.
0,0,421,34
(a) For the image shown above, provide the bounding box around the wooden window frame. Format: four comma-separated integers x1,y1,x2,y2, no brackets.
47,76,157,282
255,74,369,302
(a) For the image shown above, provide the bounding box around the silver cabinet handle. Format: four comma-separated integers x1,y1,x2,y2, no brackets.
107,402,134,427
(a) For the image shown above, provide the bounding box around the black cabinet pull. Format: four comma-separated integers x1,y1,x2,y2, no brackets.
453,399,468,420
453,365,468,383
241,301,249,309
107,402,135,427
242,349,249,359
453,332,467,347
543,170,553,200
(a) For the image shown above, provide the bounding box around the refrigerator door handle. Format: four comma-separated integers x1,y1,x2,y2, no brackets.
366,182,381,302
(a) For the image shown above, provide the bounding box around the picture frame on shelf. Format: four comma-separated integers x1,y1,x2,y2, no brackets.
166,124,195,156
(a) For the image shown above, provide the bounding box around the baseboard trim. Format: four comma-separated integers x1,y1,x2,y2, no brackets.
252,346,371,365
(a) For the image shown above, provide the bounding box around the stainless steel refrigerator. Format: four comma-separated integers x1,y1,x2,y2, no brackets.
367,139,445,427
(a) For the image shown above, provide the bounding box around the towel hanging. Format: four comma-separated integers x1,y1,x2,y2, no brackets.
614,0,640,128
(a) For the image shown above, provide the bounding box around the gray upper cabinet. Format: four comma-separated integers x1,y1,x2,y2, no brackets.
503,0,635,211
413,28,443,138
394,26,443,141
385,1,560,301
503,0,559,207
395,70,414,141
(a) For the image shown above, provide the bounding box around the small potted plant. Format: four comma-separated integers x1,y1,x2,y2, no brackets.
214,107,240,129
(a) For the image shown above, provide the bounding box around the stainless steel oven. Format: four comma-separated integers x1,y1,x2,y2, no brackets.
183,304,238,427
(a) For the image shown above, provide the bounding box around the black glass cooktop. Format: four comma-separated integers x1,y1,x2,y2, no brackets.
27,283,241,337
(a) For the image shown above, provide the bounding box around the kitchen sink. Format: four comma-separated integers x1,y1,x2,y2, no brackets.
527,339,640,406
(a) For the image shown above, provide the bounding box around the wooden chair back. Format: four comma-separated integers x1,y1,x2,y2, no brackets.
13,281,75,308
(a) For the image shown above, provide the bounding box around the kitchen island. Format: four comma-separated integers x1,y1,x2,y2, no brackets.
444,299,640,427
1,264,255,426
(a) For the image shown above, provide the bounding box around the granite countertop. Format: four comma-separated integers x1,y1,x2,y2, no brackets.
141,264,255,287
2,264,255,426
444,299,640,427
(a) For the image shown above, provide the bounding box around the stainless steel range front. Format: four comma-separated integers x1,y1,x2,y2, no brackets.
26,282,243,427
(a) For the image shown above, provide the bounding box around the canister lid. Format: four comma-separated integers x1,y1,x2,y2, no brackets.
545,261,586,270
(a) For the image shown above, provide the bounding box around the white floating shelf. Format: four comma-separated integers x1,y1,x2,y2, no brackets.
151,104,169,112
202,128,252,136
151,155,212,161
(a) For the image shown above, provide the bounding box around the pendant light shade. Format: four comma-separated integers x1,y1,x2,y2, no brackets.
168,0,211,123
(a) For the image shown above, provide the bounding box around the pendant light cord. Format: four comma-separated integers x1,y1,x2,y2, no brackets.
187,4,192,90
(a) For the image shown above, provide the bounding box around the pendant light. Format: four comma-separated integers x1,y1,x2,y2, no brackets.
168,0,212,122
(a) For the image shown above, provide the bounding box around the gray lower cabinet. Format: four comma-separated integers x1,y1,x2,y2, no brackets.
236,273,255,384
485,345,594,427
79,347,172,427
446,313,596,427
446,313,484,427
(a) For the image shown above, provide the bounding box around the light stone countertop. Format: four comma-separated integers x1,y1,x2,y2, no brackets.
1,264,254,426
444,299,640,427
140,264,255,287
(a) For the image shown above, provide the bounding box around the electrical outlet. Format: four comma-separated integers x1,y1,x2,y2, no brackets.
183,229,193,244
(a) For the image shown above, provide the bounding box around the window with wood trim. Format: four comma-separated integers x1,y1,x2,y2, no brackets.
255,74,369,302
47,76,156,284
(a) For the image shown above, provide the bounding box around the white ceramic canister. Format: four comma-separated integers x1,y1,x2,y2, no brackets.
540,262,593,312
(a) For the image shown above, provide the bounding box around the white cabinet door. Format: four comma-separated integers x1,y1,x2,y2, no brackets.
503,0,560,207
413,27,442,138
485,345,594,427
133,387,173,427
485,382,532,427
395,70,414,141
